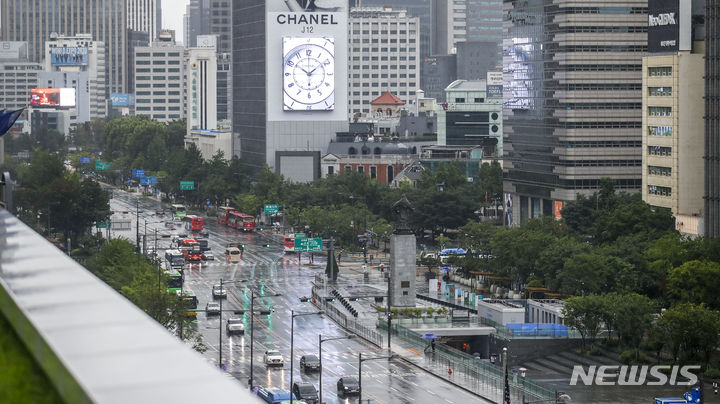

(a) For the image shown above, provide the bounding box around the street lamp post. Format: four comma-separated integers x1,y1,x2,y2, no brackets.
319,334,354,404
358,352,396,403
290,310,323,404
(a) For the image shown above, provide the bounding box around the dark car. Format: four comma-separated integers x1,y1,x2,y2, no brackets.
300,354,320,372
292,382,318,403
198,229,209,238
337,377,359,395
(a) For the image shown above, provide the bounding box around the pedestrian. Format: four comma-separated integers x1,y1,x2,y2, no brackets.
380,263,385,273
431,340,436,352
337,251,342,262
714,381,718,395
448,368,453,376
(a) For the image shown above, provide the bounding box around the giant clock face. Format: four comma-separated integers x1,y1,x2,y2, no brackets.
283,37,335,111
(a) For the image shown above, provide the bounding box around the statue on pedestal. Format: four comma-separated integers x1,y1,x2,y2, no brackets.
392,194,414,235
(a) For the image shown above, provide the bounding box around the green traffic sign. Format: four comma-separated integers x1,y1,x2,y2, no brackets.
264,204,279,215
294,233,307,239
95,221,111,228
95,161,110,171
180,181,195,190
294,237,322,253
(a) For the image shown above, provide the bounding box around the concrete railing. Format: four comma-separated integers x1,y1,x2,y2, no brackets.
0,208,261,404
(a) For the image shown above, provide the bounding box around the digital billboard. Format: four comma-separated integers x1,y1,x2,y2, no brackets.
50,46,88,66
110,93,135,107
648,0,690,53
30,88,76,108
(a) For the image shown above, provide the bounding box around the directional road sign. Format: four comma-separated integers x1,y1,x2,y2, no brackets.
79,157,90,164
132,169,145,178
95,161,110,171
295,237,322,252
264,204,279,215
180,181,195,190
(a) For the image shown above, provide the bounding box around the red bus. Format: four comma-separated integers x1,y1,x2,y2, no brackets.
284,235,295,253
180,239,203,261
184,215,204,231
228,211,255,232
217,206,236,225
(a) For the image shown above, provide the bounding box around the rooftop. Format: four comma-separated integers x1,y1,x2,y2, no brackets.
371,91,406,106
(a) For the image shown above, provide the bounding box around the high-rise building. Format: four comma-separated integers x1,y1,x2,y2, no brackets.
503,0,647,224
707,0,720,238
44,33,107,120
1,0,128,94
456,41,501,81
186,39,218,132
184,0,232,122
642,0,705,236
133,31,185,123
421,54,456,101
348,7,420,117
431,0,502,61
127,0,162,41
233,1,349,179
353,0,431,91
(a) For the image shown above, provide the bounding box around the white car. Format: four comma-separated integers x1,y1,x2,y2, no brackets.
226,318,245,334
206,302,221,315
264,350,284,366
202,251,215,261
212,284,227,299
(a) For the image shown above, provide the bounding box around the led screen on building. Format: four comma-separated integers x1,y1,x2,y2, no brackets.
50,46,88,66
30,88,76,107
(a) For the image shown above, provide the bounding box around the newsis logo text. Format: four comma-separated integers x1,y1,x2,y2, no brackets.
570,365,700,386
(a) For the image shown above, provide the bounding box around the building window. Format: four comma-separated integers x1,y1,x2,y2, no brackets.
648,106,671,116
358,166,364,174
648,66,672,76
648,185,672,196
387,166,394,182
455,98,465,103
328,166,334,175
648,165,672,176
648,87,672,96
370,166,377,179
648,146,672,156
648,126,672,136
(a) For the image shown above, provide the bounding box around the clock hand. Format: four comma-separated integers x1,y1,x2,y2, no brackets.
307,63,322,75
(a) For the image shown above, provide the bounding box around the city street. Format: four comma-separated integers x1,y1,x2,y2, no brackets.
107,190,489,404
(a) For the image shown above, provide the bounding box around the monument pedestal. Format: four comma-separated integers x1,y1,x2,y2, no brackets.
389,234,416,307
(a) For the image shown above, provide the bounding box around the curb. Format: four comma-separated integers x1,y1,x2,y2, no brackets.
395,355,497,404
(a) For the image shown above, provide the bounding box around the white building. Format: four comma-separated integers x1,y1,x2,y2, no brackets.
186,36,217,133
126,0,162,41
348,7,420,118
44,33,107,120
133,30,185,122
476,299,525,326
185,128,235,160
437,79,503,159
527,299,565,325
0,42,41,112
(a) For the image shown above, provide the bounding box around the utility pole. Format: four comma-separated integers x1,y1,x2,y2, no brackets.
219,278,224,370
329,236,335,281
136,198,140,261
387,264,391,349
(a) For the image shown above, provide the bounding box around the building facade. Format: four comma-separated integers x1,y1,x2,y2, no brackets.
503,0,647,223
431,0,503,61
0,42,41,112
1,0,128,93
133,33,185,122
707,0,720,238
127,0,161,41
348,7,420,117
186,41,218,132
421,54,457,101
437,80,503,159
44,34,107,120
233,1,349,178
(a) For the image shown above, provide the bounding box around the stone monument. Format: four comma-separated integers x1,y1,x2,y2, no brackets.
389,194,416,307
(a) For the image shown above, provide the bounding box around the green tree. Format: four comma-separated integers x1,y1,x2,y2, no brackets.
557,253,634,295
562,295,605,350
614,293,656,351
656,303,720,365
666,260,720,310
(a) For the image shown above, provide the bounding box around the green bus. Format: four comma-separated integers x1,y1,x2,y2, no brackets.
178,290,198,317
171,204,187,219
165,270,183,294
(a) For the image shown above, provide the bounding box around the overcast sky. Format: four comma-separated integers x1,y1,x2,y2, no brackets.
162,0,189,44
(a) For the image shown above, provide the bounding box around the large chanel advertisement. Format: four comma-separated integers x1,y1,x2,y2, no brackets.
267,0,347,120
648,0,690,53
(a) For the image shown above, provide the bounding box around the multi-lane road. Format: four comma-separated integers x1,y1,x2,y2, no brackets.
108,190,487,404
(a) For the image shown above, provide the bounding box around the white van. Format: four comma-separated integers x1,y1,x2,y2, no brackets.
225,247,241,263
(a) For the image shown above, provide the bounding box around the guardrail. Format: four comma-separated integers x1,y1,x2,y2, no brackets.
311,286,384,347
378,321,557,402
0,207,261,403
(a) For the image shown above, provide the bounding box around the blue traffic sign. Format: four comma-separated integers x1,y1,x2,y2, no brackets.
79,157,90,164
139,176,157,185
132,169,145,178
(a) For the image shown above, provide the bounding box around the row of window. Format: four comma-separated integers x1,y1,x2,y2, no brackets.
352,82,416,87
135,60,181,65
564,121,641,129
648,87,672,97
556,7,647,14
560,178,642,190
566,64,641,72
565,83,642,91
351,30,411,35
136,68,181,73
562,159,641,167
350,91,414,97
648,126,672,136
560,26,647,33
350,73,416,79
136,52,181,58
560,45,647,52
648,146,672,156
351,65,416,70
136,83,181,88
353,56,416,61
649,106,672,117
562,141,642,148
649,66,672,76
563,103,641,110
135,76,181,81
648,185,672,196
648,165,672,176
136,106,181,111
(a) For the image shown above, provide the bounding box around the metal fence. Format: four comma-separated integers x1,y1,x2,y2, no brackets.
311,286,384,348
379,321,557,402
